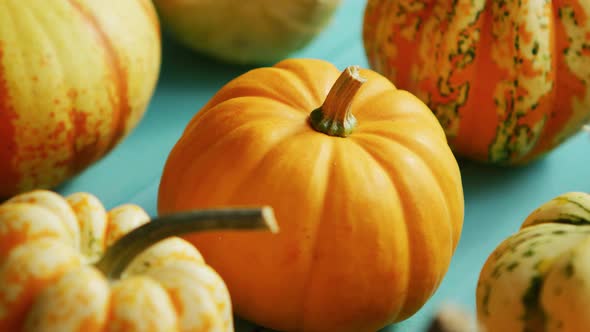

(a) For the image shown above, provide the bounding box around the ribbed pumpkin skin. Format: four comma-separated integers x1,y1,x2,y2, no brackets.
363,1,590,165
0,0,161,198
158,59,464,332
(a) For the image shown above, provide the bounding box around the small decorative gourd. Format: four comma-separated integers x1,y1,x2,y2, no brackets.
152,0,341,64
0,189,277,332
477,192,590,331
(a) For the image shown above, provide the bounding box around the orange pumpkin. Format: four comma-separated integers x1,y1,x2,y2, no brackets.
0,0,161,198
158,59,464,332
363,1,590,165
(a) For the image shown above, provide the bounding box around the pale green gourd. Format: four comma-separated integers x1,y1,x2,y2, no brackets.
153,0,341,64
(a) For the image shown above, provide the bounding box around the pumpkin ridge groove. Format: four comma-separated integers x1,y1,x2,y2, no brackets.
66,0,129,153
347,139,410,321
161,98,305,207
180,112,309,207
273,61,338,109
274,67,324,112
185,95,305,138
351,134,455,319
226,96,307,117
225,126,312,205
355,130,458,248
212,68,318,113
218,128,324,330
159,115,271,208
297,139,335,332
555,193,590,216
193,67,313,114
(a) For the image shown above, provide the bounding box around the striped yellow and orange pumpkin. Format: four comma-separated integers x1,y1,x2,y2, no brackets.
363,1,590,165
0,0,161,198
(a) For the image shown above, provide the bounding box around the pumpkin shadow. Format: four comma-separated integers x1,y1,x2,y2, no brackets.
379,324,399,331
448,155,552,277
457,156,551,199
156,32,259,91
233,317,400,332
233,317,278,332
456,155,551,242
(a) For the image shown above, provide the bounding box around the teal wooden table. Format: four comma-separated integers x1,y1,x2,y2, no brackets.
56,1,590,331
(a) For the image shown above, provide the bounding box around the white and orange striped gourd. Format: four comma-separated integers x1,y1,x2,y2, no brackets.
0,190,277,332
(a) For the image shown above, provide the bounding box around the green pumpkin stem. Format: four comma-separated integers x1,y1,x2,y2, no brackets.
309,65,366,137
94,207,278,279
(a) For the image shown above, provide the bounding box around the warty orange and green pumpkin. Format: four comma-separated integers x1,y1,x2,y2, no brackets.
363,0,590,165
0,0,161,198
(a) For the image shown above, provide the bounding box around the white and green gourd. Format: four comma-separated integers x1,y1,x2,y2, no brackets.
477,192,590,332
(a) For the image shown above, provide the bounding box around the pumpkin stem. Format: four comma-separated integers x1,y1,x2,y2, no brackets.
309,65,366,137
94,207,278,279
